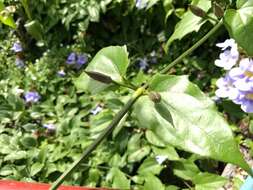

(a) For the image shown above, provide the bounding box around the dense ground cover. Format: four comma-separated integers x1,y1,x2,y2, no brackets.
1,0,253,189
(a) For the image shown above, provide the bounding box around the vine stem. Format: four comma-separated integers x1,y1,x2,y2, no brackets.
50,20,224,190
49,87,146,190
161,20,223,74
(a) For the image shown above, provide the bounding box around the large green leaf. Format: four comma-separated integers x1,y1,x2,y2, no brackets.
133,74,251,174
165,0,211,51
224,0,253,56
74,46,130,94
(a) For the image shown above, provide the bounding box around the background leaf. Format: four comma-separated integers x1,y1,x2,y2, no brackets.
165,0,211,51
224,0,253,55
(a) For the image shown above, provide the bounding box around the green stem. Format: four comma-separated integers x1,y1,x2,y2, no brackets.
205,15,219,23
161,20,223,74
49,87,145,190
113,80,137,90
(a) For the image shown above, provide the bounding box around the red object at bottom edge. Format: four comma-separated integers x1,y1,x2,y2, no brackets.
0,180,110,190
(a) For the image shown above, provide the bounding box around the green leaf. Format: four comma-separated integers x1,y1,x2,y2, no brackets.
25,20,44,42
143,174,165,190
193,173,228,190
224,0,253,55
20,136,37,148
0,165,14,176
173,158,200,181
110,168,130,189
4,151,27,161
133,74,251,174
0,2,16,29
31,163,44,176
137,157,163,175
145,130,166,147
74,46,130,94
152,146,180,161
165,0,211,51
128,146,151,163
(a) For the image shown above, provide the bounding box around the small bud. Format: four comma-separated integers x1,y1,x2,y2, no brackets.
213,2,224,18
85,71,113,84
149,92,161,103
189,5,206,18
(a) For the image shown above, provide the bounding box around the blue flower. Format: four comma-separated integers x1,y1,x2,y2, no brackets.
66,52,88,69
15,58,25,68
66,52,77,65
138,57,149,70
43,123,56,131
11,42,23,53
24,91,41,103
76,54,88,69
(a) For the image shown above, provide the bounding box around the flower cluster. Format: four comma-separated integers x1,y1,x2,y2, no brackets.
66,52,88,69
215,39,253,113
11,42,25,68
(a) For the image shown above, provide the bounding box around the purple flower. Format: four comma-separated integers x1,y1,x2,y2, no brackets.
11,42,23,53
214,39,253,113
15,58,25,68
90,105,102,115
229,59,253,92
57,70,66,77
240,98,253,113
24,91,41,103
138,58,148,70
66,52,77,64
43,123,56,131
215,74,237,99
76,54,88,69
214,39,239,70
